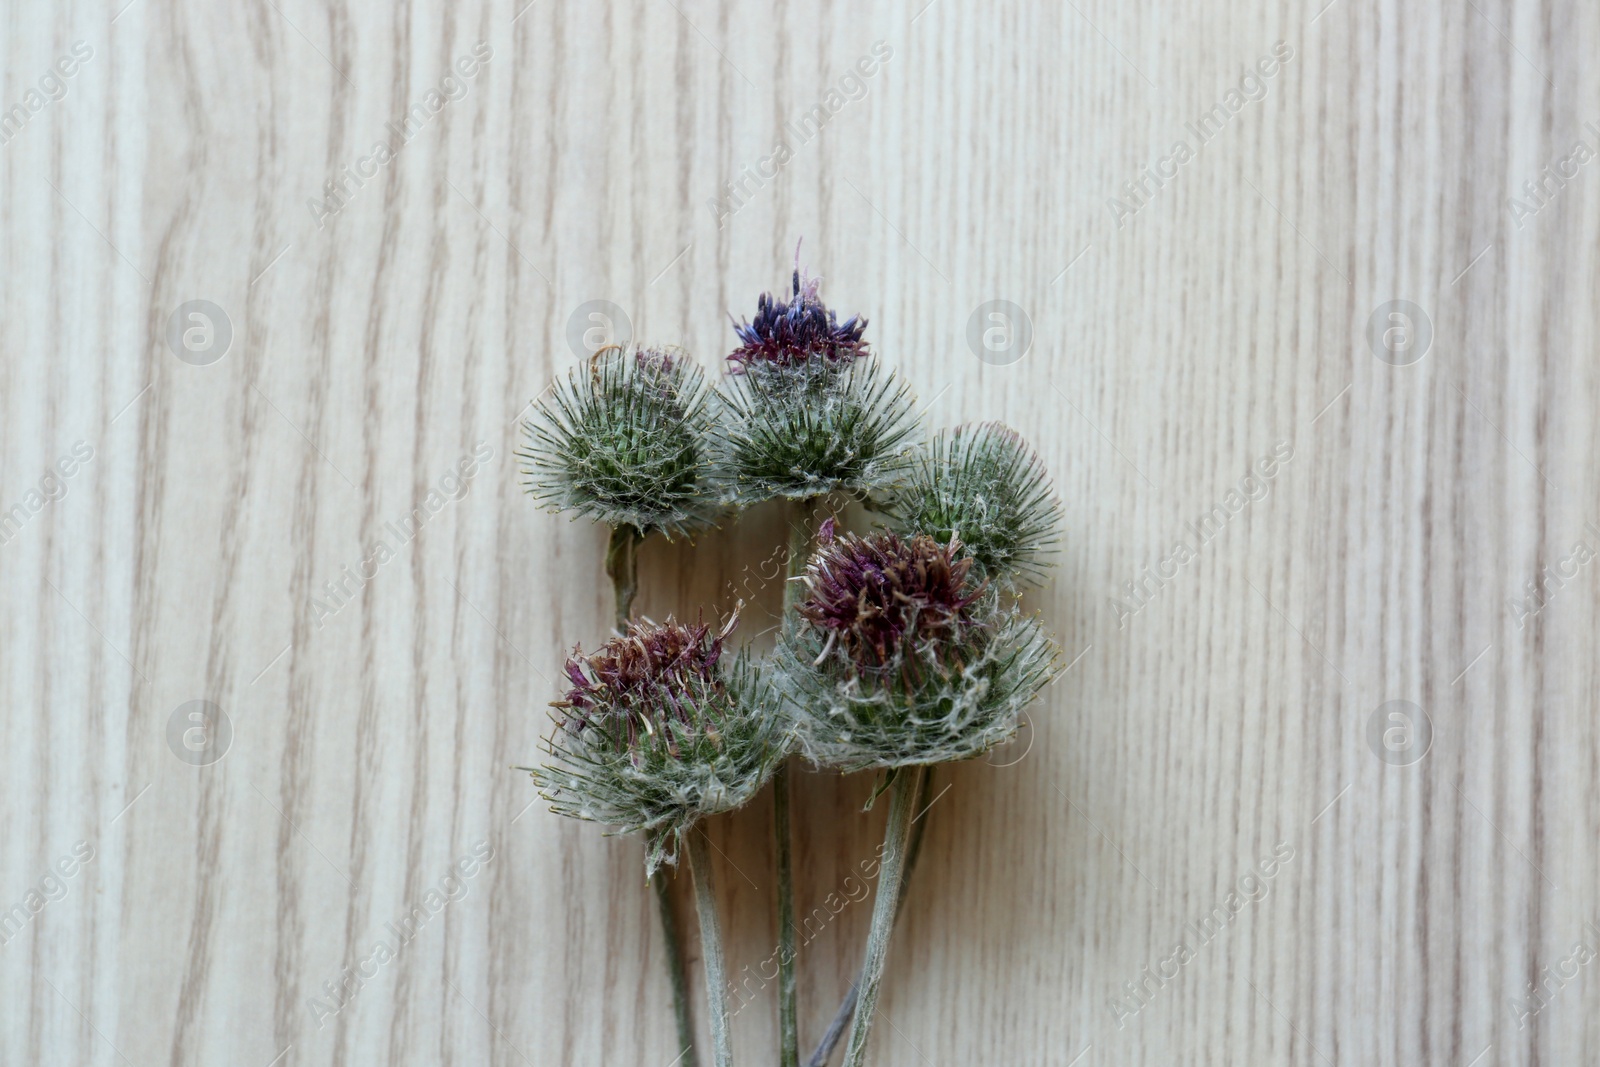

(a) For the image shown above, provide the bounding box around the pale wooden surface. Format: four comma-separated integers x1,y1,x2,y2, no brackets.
4,0,1598,1064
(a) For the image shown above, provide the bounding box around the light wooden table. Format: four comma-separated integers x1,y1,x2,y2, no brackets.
4,1,1596,1063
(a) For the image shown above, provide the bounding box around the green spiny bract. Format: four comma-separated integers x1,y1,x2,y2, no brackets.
775,530,1061,770
887,422,1061,587
718,270,919,506
518,345,724,539
719,358,919,505
531,611,789,876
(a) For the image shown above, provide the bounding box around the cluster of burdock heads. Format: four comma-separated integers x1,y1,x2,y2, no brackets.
519,251,1063,1067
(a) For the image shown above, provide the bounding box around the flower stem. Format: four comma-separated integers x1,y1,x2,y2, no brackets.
614,531,696,1067
783,497,824,615
777,496,823,1067
652,858,700,1067
805,766,935,1067
840,767,923,1067
687,827,735,1067
605,523,641,633
774,764,798,1067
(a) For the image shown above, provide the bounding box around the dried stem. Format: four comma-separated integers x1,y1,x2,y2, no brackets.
783,497,824,615
777,496,825,1067
773,765,798,1067
652,858,700,1067
605,523,641,633
805,767,936,1067
688,827,734,1067
840,767,923,1067
614,528,697,1067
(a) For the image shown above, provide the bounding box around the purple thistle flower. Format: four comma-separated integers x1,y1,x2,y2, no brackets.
797,531,984,671
555,611,739,756
726,268,869,372
532,603,788,876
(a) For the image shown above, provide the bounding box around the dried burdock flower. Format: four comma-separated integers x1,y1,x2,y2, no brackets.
727,268,870,371
530,609,788,875
776,530,1060,770
888,422,1062,587
797,531,985,674
718,264,919,506
518,344,723,539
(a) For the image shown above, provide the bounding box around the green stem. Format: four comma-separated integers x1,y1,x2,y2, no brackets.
776,496,823,1067
783,497,825,617
840,767,923,1067
652,860,700,1067
774,764,798,1067
687,827,734,1067
805,767,935,1067
605,523,641,633
614,530,696,1066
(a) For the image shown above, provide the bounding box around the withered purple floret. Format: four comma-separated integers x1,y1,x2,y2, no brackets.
797,530,984,671
555,612,737,757
727,270,869,372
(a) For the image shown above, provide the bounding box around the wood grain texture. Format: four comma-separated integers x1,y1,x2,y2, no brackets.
3,0,1597,1063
